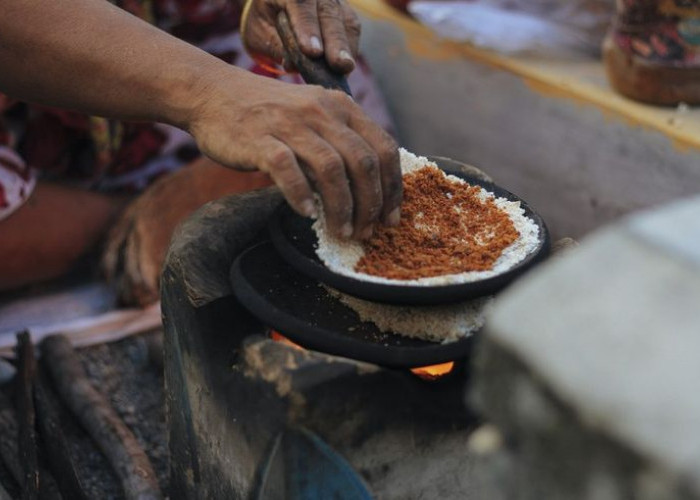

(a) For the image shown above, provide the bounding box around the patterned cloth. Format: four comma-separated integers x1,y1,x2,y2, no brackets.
0,0,393,221
612,0,700,64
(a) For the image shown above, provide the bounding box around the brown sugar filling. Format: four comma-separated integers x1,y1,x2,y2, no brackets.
355,166,520,280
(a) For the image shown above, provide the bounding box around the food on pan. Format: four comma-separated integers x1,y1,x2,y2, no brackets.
327,286,492,343
313,149,540,286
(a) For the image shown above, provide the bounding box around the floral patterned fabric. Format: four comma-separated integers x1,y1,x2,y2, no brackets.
0,0,393,221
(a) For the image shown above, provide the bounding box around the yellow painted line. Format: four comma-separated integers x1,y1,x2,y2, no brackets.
352,0,700,152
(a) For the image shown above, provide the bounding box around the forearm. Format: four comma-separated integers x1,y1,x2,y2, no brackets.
0,0,240,128
0,0,402,240
0,183,128,290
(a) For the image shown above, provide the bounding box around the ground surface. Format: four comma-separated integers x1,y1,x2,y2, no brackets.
0,332,168,499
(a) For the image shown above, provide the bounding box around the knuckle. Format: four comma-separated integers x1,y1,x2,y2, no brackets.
316,153,344,179
302,94,327,115
326,89,353,111
357,153,379,176
265,146,294,169
318,0,342,19
282,175,310,198
345,14,361,35
377,136,400,165
295,7,318,23
379,151,399,175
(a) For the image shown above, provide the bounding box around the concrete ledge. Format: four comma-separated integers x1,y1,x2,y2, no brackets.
471,195,700,499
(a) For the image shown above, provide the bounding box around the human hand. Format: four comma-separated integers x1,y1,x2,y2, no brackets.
102,157,272,306
187,69,402,240
240,0,361,74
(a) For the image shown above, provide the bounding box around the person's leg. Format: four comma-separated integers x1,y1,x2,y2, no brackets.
0,183,128,290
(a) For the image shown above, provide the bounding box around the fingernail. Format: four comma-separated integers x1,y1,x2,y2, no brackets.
361,226,374,240
339,50,355,64
387,208,401,226
301,200,317,218
310,36,323,52
341,223,353,238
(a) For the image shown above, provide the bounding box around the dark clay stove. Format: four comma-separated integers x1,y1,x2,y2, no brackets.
161,160,546,500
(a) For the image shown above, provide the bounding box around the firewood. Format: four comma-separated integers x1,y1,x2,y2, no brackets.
0,361,61,500
40,335,162,500
16,331,39,500
34,369,90,500
0,392,22,485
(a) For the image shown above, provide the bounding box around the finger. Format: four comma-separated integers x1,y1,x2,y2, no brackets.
244,13,288,67
318,127,382,239
347,109,402,226
101,201,139,281
317,0,355,73
255,136,318,218
279,129,354,238
130,217,162,306
286,0,325,57
122,219,160,307
342,4,361,59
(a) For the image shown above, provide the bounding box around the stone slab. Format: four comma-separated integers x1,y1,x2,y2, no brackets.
477,195,700,495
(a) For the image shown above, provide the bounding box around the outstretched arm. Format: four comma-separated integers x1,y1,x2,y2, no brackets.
0,0,401,239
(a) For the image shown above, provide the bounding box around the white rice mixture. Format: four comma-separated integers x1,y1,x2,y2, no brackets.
327,286,493,343
312,149,541,286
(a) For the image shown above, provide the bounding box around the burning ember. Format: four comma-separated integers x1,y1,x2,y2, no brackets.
410,362,456,380
270,330,456,380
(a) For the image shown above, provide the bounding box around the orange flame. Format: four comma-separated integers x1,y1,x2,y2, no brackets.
271,330,456,380
269,330,303,350
410,362,456,380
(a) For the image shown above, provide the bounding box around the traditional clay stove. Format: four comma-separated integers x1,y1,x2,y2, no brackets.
161,160,543,499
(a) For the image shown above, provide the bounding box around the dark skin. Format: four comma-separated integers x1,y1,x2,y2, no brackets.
0,0,402,298
0,184,127,290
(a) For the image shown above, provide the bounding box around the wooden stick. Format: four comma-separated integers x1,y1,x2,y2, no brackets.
16,331,39,500
34,368,90,500
0,392,22,488
40,335,162,500
0,392,61,500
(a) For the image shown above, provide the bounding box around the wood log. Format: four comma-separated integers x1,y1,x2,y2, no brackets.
0,377,60,500
40,334,162,500
16,331,39,500
0,392,22,487
34,368,90,500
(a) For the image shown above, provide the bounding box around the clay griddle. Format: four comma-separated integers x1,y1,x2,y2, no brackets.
268,171,550,305
230,241,474,368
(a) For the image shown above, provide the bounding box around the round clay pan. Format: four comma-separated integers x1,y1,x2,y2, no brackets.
268,168,550,306
230,241,475,368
